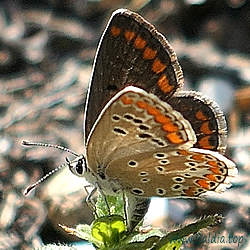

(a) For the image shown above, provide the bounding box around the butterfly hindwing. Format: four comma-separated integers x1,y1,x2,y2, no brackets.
106,147,236,198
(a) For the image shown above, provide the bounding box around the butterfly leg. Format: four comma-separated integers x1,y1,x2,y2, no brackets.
122,191,129,229
84,185,98,216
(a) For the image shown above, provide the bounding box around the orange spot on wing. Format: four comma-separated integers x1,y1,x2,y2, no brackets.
209,167,222,175
124,30,136,42
197,179,210,189
152,58,167,74
143,47,157,60
177,150,191,155
121,96,133,105
184,187,195,196
154,114,172,124
200,121,213,135
111,26,121,37
190,154,204,161
205,174,217,181
198,136,213,150
166,132,184,144
147,107,161,116
134,36,147,49
162,122,179,133
195,110,207,121
136,100,148,109
157,74,172,93
207,161,219,168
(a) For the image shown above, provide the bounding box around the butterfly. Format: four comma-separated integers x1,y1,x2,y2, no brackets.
24,9,237,232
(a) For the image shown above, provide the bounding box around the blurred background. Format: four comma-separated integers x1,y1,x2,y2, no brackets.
0,0,249,249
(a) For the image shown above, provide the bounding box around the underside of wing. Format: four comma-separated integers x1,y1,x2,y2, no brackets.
86,86,196,174
106,147,237,198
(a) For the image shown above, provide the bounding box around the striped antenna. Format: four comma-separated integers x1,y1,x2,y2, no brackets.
22,140,79,195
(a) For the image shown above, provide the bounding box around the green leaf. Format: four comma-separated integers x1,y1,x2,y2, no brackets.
95,193,125,218
58,193,221,250
91,215,126,248
60,224,102,248
110,236,160,250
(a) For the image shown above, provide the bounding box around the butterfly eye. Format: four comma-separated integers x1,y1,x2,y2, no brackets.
68,156,86,177
76,160,84,175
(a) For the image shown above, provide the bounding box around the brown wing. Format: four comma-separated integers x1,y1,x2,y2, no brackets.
106,147,237,198
84,9,183,143
168,90,227,154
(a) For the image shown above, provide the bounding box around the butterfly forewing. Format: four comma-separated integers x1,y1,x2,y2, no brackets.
86,86,196,176
84,9,184,142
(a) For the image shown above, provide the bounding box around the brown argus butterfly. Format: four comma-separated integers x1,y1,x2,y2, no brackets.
23,9,237,232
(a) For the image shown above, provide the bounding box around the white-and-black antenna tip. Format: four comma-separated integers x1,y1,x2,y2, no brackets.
24,163,67,195
22,140,29,146
22,139,79,195
24,185,36,195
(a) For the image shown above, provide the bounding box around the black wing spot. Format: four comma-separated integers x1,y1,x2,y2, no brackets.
155,153,166,158
160,159,169,164
155,166,165,172
128,160,138,167
133,118,143,124
112,115,120,121
204,155,214,160
124,114,133,120
151,138,165,146
156,188,166,195
113,127,127,135
187,162,196,167
139,125,149,130
140,178,150,183
138,133,152,139
138,171,149,176
132,188,144,195
216,175,222,181
210,182,216,188
174,177,184,183
172,184,182,190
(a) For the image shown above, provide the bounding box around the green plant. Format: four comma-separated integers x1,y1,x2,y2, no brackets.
35,193,222,250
